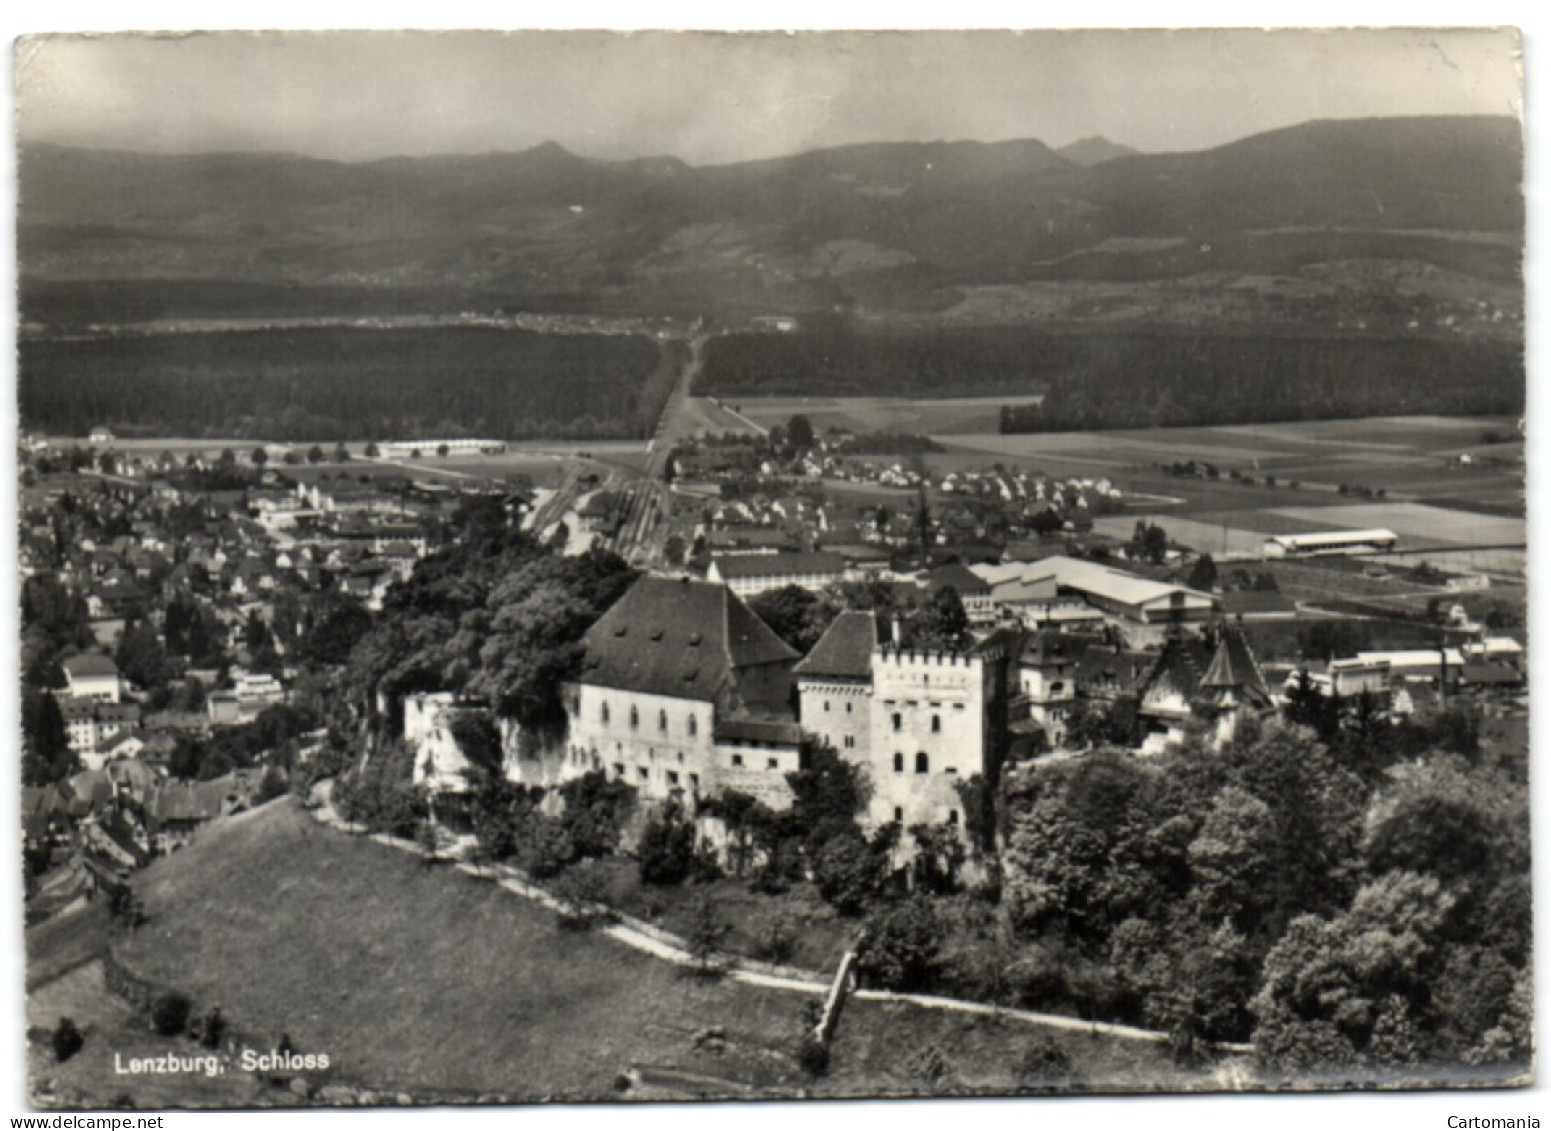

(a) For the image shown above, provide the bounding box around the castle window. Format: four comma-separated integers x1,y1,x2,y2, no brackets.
893,806,904,823
892,712,902,732
731,754,744,767
688,714,698,736
824,701,830,712
945,766,958,775
931,714,941,733
915,752,929,774
601,701,610,723
689,773,700,791
844,736,855,749
630,705,639,729
637,767,650,782
893,753,904,774
948,809,960,826
846,703,852,714
613,763,625,778
666,771,680,786
767,757,779,770
659,708,668,733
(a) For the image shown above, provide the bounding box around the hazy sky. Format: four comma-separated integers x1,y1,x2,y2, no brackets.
14,28,1523,164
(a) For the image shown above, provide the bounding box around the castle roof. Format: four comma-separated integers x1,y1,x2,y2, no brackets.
793,611,878,680
577,576,799,704
1200,628,1273,706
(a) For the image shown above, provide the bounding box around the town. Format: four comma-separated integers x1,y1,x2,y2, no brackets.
20,402,1529,1101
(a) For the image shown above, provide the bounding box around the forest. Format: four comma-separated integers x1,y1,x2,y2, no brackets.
998,333,1523,431
699,323,1522,429
18,326,669,442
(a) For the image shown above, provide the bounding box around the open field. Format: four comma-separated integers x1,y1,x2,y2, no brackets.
728,394,1044,437
100,798,1208,1103
1268,502,1526,547
1091,515,1276,557
932,414,1523,520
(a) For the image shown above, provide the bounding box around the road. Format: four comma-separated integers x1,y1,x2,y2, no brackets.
607,331,712,565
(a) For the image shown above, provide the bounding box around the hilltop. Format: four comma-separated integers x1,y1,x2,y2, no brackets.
74,797,1204,1103
1055,136,1139,165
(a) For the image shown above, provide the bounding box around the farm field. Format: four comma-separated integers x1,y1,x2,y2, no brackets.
1091,514,1277,557
933,413,1523,518
728,394,1044,437
1268,502,1526,547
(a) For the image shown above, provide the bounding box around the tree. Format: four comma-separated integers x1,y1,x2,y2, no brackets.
250,447,268,467
52,1018,85,1064
813,830,887,915
1187,786,1277,930
858,896,945,992
909,822,965,895
787,414,815,451
748,585,839,654
684,893,732,978
1186,554,1218,592
437,443,451,457
116,621,171,691
334,442,351,462
364,442,381,458
151,991,193,1037
1014,1037,1077,1093
307,444,326,464
785,742,870,854
1251,872,1457,1070
912,586,967,650
663,534,687,567
638,802,699,886
22,689,76,786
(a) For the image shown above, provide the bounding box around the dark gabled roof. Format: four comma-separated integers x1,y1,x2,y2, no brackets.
1200,628,1273,706
794,611,878,680
926,563,991,595
1142,636,1214,702
64,653,119,678
711,551,846,581
578,577,799,703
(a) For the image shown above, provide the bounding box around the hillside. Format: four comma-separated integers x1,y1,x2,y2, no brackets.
19,115,1522,324
97,798,1204,1102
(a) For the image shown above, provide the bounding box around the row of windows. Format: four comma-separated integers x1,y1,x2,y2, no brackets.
891,752,957,775
600,701,699,737
728,753,784,770
891,712,944,733
612,763,702,790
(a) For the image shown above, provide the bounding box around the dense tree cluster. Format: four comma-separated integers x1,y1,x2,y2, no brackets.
996,334,1522,432
989,716,1529,1072
21,327,669,441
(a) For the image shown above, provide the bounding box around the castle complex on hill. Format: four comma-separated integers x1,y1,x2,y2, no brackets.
410,574,1276,841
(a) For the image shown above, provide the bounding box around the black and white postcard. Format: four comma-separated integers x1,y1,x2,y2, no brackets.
13,26,1531,1110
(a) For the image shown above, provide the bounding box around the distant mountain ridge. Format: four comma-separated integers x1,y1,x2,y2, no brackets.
18,114,1523,320
1056,136,1139,165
